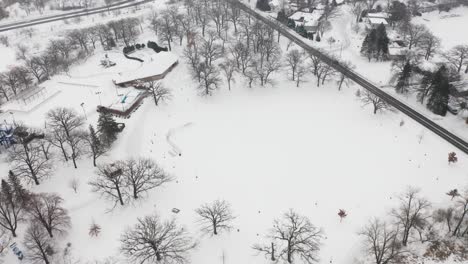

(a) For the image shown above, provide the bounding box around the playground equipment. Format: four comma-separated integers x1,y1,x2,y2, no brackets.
0,124,15,147
100,54,116,68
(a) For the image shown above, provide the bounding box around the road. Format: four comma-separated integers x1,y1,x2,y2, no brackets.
0,0,153,33
231,0,468,154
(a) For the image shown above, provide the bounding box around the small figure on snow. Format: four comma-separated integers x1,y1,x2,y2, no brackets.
89,221,101,237
448,152,458,164
338,209,347,222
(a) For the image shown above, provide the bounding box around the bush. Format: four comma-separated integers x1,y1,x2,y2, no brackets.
315,34,321,42
136,44,141,49
147,41,168,53
123,45,136,54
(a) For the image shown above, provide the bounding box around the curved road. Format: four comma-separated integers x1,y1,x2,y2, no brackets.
0,0,153,32
231,0,468,154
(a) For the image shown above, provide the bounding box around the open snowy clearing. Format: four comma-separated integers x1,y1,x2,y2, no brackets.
1,44,467,263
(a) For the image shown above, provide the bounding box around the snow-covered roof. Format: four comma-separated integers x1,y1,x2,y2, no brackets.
108,89,144,112
366,12,389,19
114,52,178,85
288,10,323,26
366,17,388,25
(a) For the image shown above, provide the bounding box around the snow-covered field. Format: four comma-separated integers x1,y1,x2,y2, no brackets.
414,6,468,50
0,1,467,264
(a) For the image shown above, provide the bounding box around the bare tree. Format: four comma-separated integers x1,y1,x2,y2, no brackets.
336,60,354,90
219,60,237,91
452,190,468,237
122,158,172,200
144,81,172,106
195,199,235,235
199,32,224,67
359,218,406,264
0,178,28,237
391,187,431,246
157,9,175,51
23,222,55,264
286,49,303,81
84,125,106,167
420,31,440,61
255,209,323,264
89,162,128,207
444,45,468,73
198,63,221,96
403,23,428,50
69,178,79,194
120,214,196,264
296,63,308,88
28,193,71,238
46,107,85,168
8,142,53,186
360,90,391,114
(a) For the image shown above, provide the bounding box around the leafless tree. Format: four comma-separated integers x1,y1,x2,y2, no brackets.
0,177,28,237
391,187,431,246
144,81,172,106
8,142,53,186
452,190,468,237
89,162,128,207
121,158,172,200
403,23,428,50
360,90,391,114
195,199,235,235
444,44,468,73
336,60,354,90
198,63,221,96
157,9,175,51
359,218,406,264
46,107,85,168
420,31,440,61
352,2,365,23
253,52,282,86
0,228,12,260
296,63,308,88
219,60,237,91
255,209,323,264
23,222,55,264
28,193,71,238
120,214,196,264
286,49,304,81
199,32,224,67
67,29,90,54
46,127,69,162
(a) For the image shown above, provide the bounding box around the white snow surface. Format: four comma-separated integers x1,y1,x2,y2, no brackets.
0,2,467,264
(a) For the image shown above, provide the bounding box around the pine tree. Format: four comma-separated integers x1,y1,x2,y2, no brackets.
256,0,271,11
427,65,450,116
375,24,389,60
88,125,106,167
361,30,377,61
97,112,119,147
396,62,412,94
8,171,30,205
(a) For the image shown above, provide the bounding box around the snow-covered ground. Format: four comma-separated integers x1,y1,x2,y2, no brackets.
0,1,467,264
414,6,468,50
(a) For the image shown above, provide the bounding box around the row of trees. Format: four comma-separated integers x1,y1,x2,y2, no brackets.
0,16,141,103
359,186,468,264
0,171,72,264
8,108,120,186
89,158,172,207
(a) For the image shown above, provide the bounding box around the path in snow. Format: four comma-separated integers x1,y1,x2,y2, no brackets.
166,122,194,157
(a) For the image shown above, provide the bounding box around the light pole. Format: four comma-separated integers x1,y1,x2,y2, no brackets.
80,103,87,120
95,91,102,105
9,112,16,126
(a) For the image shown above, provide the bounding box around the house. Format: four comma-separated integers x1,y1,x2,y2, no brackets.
288,10,323,38
364,12,389,28
113,52,178,87
388,42,407,60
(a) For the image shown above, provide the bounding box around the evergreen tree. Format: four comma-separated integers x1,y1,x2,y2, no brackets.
87,125,106,167
296,25,307,37
361,30,377,61
427,66,450,116
375,24,389,60
256,0,271,11
287,19,296,29
97,112,119,147
277,10,287,24
0,179,24,237
396,62,412,94
7,171,30,205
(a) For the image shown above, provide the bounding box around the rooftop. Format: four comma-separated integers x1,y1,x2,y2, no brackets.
114,52,178,85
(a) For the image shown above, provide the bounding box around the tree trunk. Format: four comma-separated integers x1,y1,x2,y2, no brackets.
116,185,124,206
